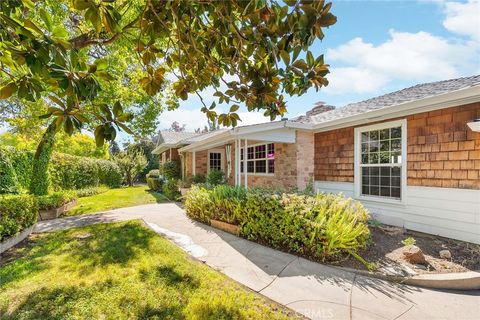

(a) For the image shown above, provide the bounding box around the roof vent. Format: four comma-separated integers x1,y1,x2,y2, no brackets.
306,101,335,117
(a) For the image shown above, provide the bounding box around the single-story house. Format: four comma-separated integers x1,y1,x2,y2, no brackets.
153,75,480,244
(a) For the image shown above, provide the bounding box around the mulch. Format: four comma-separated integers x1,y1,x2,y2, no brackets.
336,225,480,274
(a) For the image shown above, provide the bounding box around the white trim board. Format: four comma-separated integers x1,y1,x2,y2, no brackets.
314,181,480,244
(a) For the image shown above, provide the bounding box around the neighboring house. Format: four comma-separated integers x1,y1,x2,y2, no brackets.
153,75,480,244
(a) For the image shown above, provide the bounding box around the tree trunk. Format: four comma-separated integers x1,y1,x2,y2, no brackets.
30,122,57,195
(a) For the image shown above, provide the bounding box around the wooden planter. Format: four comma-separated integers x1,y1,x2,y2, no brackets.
210,219,240,236
38,200,77,221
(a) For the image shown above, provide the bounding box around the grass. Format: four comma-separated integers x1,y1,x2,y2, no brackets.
66,185,168,216
0,221,297,319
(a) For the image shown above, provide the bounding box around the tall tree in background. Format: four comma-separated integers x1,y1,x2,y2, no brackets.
169,121,186,132
0,0,336,194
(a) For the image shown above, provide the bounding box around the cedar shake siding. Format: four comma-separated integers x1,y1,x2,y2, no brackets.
314,102,480,190
314,127,354,182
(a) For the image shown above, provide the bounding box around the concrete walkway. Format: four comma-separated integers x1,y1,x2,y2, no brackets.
35,203,480,320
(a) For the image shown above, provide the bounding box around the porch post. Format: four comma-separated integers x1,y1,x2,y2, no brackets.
243,139,248,189
180,153,185,180
234,139,238,186
192,151,196,176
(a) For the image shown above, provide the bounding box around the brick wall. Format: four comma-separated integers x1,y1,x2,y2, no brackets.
407,103,480,189
296,131,315,189
314,102,480,189
314,127,354,182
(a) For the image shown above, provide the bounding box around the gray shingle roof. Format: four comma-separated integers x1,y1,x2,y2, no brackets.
157,131,200,145
294,75,480,125
183,129,229,143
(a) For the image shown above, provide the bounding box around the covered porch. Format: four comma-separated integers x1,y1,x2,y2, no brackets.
178,122,314,190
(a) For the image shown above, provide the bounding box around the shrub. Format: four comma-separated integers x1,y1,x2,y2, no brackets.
146,170,164,192
192,174,206,184
184,186,371,260
162,160,181,180
206,170,225,187
0,148,20,194
96,160,122,188
75,186,109,198
209,185,246,224
0,147,121,192
50,153,99,190
163,178,180,200
37,190,77,210
184,185,214,223
0,194,38,241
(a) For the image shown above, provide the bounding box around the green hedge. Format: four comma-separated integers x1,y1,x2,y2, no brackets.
146,170,163,192
185,186,371,260
0,147,122,193
0,194,38,241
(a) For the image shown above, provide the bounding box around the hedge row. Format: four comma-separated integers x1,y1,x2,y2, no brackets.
185,185,371,260
0,147,122,194
0,194,38,241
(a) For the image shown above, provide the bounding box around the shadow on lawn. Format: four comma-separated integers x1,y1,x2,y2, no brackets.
67,222,154,272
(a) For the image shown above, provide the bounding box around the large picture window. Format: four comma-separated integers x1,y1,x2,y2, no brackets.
240,143,275,174
355,120,406,201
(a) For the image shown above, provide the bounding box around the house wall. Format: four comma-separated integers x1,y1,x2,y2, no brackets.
313,102,480,244
314,103,480,189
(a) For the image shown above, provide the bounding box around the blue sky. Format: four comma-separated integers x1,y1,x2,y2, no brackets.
157,0,480,133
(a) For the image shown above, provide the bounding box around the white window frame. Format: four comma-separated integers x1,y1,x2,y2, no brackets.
240,142,275,176
208,149,224,173
354,119,408,205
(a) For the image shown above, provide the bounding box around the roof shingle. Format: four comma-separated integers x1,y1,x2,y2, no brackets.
294,75,480,125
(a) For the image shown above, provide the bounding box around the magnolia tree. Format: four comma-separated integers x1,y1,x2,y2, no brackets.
0,0,337,194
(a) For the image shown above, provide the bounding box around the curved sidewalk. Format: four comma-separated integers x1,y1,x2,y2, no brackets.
35,203,480,320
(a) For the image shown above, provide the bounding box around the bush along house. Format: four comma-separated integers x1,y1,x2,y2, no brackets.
154,75,480,244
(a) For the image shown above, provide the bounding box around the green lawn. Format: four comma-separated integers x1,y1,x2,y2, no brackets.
0,221,297,319
67,185,168,216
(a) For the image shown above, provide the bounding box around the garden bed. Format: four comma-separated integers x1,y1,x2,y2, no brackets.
337,225,480,275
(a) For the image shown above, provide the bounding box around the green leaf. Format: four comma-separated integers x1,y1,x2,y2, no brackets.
280,50,290,66
73,0,92,10
0,83,17,99
94,58,109,71
94,125,105,147
39,8,53,31
306,51,314,66
229,104,240,112
292,59,308,69
113,101,122,117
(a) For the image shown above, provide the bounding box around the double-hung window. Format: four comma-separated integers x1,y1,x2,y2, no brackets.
208,151,222,172
240,143,275,174
354,120,406,202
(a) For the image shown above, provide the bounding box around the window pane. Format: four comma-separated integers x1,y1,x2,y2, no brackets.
380,140,390,152
240,162,243,173
391,139,401,151
255,145,266,159
380,151,390,164
247,161,254,173
361,132,369,142
247,147,254,160
361,165,401,200
391,127,401,139
267,143,275,158
369,153,379,164
369,130,379,141
268,159,275,173
380,129,390,140
255,160,266,173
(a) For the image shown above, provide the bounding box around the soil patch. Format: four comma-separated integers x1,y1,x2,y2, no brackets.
337,225,480,274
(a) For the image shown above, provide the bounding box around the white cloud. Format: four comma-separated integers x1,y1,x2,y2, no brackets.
158,108,269,132
443,0,480,40
325,29,478,94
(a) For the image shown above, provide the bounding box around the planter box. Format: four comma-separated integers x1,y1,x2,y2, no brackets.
0,225,35,254
179,187,190,197
210,219,240,236
38,199,77,221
